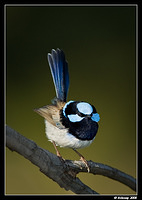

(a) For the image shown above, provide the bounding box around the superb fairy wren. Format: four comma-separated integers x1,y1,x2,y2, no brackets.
34,48,100,172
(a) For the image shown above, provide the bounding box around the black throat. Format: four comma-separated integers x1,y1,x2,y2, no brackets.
60,110,98,141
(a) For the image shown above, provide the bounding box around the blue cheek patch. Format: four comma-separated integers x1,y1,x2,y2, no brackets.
91,113,100,122
68,114,84,122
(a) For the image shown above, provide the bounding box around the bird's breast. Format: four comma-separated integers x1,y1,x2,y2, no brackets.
44,120,94,149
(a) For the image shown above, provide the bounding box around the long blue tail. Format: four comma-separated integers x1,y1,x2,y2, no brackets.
47,48,69,102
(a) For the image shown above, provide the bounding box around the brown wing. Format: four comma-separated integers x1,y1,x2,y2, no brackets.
34,101,66,127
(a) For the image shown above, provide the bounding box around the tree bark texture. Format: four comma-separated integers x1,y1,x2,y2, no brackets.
6,125,136,194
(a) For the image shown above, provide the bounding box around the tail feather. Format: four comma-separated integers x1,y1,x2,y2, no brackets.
47,48,69,102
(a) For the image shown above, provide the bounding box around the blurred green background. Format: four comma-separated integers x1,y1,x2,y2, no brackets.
6,5,136,195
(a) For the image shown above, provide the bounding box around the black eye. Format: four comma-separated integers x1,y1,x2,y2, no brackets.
77,112,86,117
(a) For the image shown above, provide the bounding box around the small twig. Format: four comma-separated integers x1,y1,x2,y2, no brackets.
65,160,136,191
6,125,136,194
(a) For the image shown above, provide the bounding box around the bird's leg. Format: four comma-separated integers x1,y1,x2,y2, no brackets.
52,141,61,157
52,141,65,162
73,149,90,173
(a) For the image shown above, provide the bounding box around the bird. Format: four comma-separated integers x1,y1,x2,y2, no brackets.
34,48,100,172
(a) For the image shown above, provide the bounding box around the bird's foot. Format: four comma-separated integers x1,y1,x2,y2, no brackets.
73,149,90,173
79,156,90,173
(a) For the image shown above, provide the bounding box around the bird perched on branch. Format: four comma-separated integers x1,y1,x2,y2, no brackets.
34,48,100,172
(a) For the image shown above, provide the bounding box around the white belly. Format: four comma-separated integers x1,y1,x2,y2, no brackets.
44,120,94,149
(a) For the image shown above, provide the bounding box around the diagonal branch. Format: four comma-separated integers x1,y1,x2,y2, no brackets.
6,125,136,194
6,125,98,194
